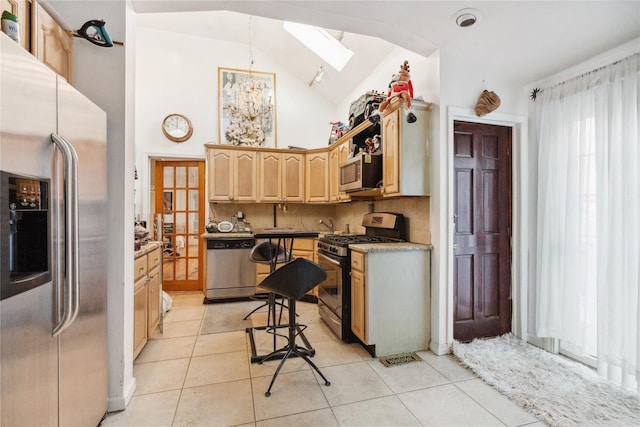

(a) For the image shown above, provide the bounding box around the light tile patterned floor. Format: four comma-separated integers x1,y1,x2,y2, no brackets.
103,292,546,427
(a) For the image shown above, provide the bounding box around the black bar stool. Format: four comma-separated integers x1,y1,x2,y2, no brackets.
244,241,290,322
257,257,331,397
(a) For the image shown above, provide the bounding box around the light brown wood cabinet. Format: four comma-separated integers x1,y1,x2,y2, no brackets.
381,99,431,197
204,104,429,206
133,254,148,359
133,245,163,359
258,150,304,203
1,0,72,82
32,1,73,82
1,0,31,51
350,251,366,342
329,139,351,202
146,247,162,337
207,147,258,202
305,150,329,203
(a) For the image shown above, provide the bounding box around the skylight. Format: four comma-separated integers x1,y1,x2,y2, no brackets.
283,21,354,72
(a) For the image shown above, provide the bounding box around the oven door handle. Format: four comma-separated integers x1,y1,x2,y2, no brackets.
318,252,342,266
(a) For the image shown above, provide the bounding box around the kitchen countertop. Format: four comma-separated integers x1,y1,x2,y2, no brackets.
253,228,319,239
350,242,433,253
201,232,254,239
202,231,328,239
134,241,163,258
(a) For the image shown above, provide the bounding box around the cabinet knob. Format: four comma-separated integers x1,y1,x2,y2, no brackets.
229,196,233,200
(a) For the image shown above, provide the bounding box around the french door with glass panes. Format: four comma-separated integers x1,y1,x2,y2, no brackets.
155,161,205,291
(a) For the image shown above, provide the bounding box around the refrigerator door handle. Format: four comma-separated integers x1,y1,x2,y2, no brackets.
51,133,80,336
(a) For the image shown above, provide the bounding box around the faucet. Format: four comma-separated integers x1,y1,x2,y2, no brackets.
318,219,334,232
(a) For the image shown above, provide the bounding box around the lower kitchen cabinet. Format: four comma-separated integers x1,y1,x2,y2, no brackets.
133,243,163,359
350,245,432,356
350,261,366,341
133,273,148,359
255,238,318,296
146,247,162,337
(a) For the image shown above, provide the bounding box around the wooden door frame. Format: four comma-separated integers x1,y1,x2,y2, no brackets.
153,159,206,291
143,154,207,291
431,107,529,355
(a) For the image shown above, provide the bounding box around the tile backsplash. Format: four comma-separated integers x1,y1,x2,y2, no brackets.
208,197,430,244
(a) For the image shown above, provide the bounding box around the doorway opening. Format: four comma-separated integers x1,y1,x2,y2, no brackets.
153,160,205,292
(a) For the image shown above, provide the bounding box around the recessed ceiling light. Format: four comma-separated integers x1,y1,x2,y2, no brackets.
453,8,482,28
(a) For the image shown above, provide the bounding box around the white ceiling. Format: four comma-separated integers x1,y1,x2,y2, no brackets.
134,10,398,105
48,1,640,105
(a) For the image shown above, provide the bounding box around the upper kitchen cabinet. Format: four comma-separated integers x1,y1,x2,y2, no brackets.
31,0,73,82
305,149,329,203
1,0,31,51
381,99,431,197
258,150,304,203
329,139,351,203
206,145,258,202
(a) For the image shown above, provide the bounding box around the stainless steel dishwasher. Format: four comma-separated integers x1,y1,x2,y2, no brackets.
204,237,255,302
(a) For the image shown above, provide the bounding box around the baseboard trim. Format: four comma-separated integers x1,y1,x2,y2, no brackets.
429,339,450,355
107,377,136,412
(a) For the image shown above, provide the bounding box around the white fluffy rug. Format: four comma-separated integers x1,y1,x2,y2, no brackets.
451,334,640,427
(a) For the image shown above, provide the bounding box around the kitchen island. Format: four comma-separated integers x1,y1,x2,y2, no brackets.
350,243,432,357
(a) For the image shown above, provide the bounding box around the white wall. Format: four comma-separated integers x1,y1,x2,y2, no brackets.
134,26,338,217
67,1,136,411
428,49,530,354
133,25,440,218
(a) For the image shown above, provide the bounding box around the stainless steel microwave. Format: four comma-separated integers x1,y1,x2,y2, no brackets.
339,154,382,192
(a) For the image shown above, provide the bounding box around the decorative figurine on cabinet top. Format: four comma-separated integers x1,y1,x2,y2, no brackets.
369,60,417,124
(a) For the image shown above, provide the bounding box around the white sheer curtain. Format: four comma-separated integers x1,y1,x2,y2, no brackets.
535,53,640,391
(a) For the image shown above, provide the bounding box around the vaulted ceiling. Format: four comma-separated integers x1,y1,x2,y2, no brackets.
48,1,640,105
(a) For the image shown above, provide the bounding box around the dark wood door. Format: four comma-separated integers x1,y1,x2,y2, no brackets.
453,121,512,342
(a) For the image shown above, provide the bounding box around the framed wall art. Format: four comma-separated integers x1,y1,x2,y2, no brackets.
218,67,277,147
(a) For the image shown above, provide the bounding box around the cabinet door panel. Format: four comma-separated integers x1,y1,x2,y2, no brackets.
208,149,233,201
282,153,304,202
351,269,366,342
32,1,72,82
234,150,257,201
382,110,400,196
305,152,328,202
1,0,31,51
147,268,161,336
133,277,148,359
259,152,281,201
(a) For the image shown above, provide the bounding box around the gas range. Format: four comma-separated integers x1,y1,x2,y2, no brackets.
318,234,404,257
317,212,406,257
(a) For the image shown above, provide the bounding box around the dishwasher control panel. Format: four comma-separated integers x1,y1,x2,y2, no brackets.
206,238,254,250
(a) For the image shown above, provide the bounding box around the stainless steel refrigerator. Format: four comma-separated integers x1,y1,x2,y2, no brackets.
0,33,108,426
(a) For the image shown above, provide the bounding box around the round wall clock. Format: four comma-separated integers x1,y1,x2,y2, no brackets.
162,113,193,143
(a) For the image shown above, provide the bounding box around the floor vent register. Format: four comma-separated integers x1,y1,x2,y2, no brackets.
379,352,422,367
